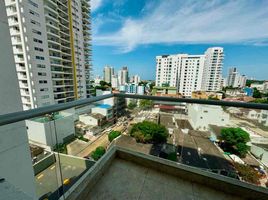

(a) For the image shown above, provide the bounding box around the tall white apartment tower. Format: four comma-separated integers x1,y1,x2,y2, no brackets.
201,47,224,91
178,55,205,97
118,66,129,85
103,65,114,83
4,0,92,110
0,2,36,197
155,54,205,97
227,67,247,88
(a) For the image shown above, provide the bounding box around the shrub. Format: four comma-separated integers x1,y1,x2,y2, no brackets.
91,146,106,161
139,99,153,110
234,163,261,184
108,131,121,142
130,121,168,143
128,101,137,110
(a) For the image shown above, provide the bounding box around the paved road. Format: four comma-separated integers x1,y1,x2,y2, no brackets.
76,132,110,158
35,162,86,199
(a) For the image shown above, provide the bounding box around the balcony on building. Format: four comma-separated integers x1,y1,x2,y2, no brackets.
1,94,268,200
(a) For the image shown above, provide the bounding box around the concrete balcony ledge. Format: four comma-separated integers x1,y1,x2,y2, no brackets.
65,145,268,200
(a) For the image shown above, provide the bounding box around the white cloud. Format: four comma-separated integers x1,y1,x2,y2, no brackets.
91,0,103,12
93,0,268,52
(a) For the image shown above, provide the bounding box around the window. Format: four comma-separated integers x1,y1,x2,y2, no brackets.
38,72,46,76
29,9,39,17
31,19,40,26
28,0,38,8
39,80,47,84
32,29,41,35
36,56,45,60
33,38,42,43
40,88,48,92
34,47,43,52
37,64,45,68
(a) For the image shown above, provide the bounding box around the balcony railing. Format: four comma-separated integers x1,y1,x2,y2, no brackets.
1,94,268,200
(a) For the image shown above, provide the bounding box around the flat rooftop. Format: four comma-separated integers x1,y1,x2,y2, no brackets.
66,146,268,200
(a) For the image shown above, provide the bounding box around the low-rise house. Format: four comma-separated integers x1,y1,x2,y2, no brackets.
191,91,223,100
258,110,268,126
152,86,182,97
240,108,261,120
79,113,106,126
188,104,230,131
92,104,113,120
225,89,246,97
250,82,268,93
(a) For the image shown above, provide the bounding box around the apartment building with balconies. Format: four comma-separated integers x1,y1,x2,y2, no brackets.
201,47,224,92
155,47,224,97
155,54,205,97
4,0,92,110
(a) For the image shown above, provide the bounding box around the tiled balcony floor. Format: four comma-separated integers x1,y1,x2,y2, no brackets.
86,158,242,200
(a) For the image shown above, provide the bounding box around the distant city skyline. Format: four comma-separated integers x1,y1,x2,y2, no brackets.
91,0,268,80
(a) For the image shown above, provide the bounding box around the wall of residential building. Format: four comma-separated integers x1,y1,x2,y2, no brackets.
0,3,37,197
4,0,92,109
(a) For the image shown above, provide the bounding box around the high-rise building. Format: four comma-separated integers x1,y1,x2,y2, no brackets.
201,47,224,91
4,0,92,110
133,74,141,84
156,54,205,97
155,47,224,97
227,67,247,88
111,74,118,89
118,66,129,85
103,65,114,83
0,3,36,197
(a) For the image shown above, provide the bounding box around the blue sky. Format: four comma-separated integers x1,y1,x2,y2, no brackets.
91,0,268,80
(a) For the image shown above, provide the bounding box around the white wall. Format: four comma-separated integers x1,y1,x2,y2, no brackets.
188,104,230,131
0,2,37,198
26,115,75,147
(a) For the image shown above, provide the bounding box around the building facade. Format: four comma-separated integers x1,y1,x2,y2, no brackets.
103,65,114,83
118,66,129,85
4,0,92,110
227,67,247,88
133,74,140,84
155,54,205,97
201,47,224,92
0,3,36,197
111,74,118,89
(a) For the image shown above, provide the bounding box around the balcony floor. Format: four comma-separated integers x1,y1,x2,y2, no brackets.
86,158,241,200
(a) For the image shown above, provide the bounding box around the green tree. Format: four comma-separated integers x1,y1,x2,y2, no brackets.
130,121,168,143
246,80,264,87
91,146,106,161
220,128,250,157
139,99,153,110
108,131,121,142
128,101,137,110
253,87,262,98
